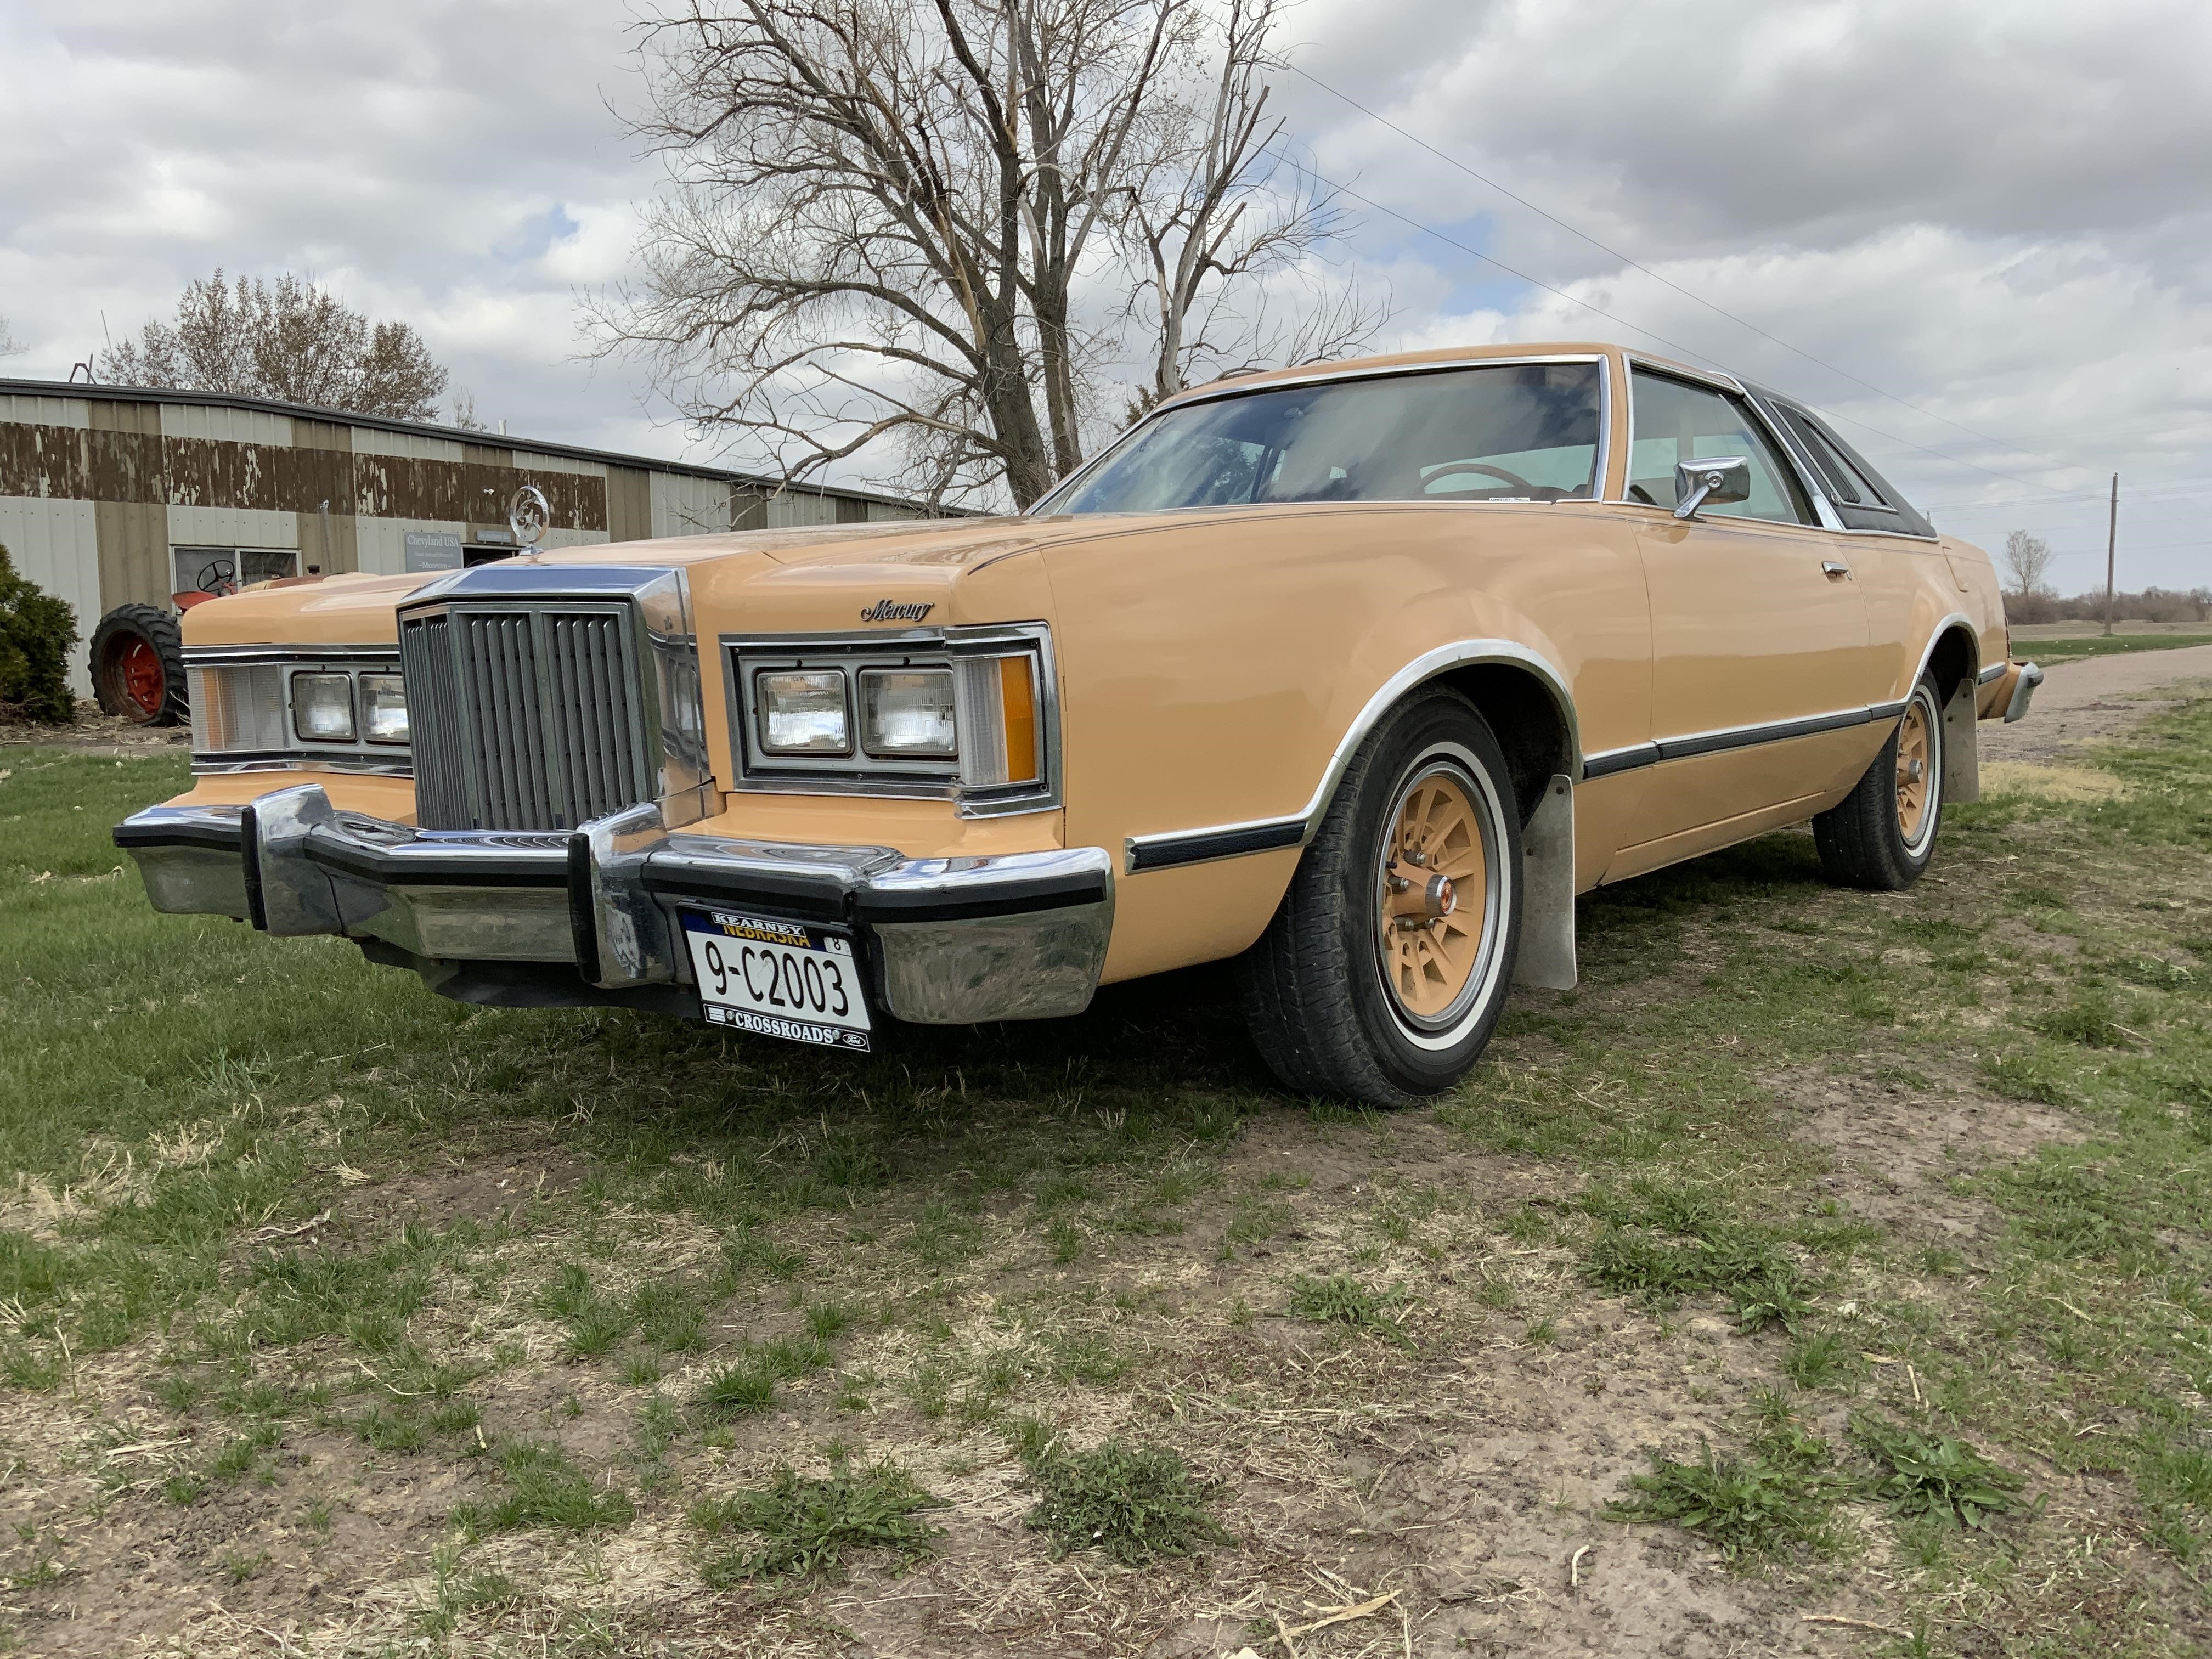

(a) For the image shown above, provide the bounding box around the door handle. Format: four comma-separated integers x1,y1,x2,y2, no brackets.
1821,560,1852,579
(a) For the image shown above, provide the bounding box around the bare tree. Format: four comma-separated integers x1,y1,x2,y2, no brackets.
99,272,449,421
0,315,23,358
591,0,1378,509
449,387,489,431
2001,529,2056,600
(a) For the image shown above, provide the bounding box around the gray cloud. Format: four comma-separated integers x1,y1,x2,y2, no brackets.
4,0,2207,583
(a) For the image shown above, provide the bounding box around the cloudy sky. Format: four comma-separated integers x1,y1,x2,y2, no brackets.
3,0,2207,590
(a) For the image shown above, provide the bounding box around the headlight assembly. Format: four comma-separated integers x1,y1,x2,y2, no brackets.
185,652,411,771
727,625,1055,816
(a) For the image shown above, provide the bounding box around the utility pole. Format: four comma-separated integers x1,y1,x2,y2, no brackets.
2103,473,2119,637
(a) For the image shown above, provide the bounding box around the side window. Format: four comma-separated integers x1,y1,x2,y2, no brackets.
1627,370,1815,526
1783,410,1892,510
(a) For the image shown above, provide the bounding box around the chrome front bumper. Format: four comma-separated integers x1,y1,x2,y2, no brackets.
114,785,1114,1025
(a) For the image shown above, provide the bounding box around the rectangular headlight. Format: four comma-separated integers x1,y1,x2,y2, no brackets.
757,669,850,754
360,673,409,744
292,673,356,742
860,667,956,758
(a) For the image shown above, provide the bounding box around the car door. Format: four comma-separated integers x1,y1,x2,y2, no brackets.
1609,365,1873,867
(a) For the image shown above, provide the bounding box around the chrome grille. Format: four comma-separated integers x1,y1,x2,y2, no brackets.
400,605,655,832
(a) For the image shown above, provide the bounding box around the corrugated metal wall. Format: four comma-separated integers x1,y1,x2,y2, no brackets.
0,386,943,697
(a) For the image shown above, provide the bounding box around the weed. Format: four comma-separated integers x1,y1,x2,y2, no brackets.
697,1362,777,1418
1286,1273,1412,1347
410,1545,516,1637
1850,1414,2023,1529
1782,1329,1861,1392
1022,1437,1233,1566
2034,991,2128,1048
1583,1223,1804,1319
1607,1438,1839,1561
692,1462,940,1583
450,1441,632,1538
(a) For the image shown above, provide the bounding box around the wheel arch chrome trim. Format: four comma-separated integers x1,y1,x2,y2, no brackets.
1124,639,1581,874
1906,612,1982,700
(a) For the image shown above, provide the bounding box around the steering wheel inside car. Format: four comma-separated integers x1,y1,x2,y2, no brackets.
1418,460,1547,497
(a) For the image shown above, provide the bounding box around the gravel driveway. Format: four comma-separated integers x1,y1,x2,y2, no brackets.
1980,642,2212,764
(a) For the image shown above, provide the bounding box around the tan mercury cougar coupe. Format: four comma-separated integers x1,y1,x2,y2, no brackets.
116,343,2042,1107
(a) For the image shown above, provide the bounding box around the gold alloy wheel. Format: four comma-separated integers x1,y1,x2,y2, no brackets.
1376,764,1490,1024
1895,695,1933,845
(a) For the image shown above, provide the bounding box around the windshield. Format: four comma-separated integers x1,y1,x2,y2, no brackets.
1039,360,1602,515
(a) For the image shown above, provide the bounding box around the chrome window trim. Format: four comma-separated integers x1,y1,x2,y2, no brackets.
721,623,1062,819
1746,396,1940,544
1124,639,1579,873
1029,353,1615,518
1615,359,1823,527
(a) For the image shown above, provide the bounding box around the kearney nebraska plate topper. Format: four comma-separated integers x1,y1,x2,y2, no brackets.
680,910,872,1051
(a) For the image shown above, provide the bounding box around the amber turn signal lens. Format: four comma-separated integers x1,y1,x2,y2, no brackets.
998,654,1038,783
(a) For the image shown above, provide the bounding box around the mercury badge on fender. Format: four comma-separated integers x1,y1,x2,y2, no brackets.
114,342,2043,1107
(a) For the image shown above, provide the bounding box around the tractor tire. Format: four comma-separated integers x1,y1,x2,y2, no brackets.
90,605,188,727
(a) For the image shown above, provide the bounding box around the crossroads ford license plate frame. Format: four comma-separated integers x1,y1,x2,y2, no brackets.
679,909,873,1051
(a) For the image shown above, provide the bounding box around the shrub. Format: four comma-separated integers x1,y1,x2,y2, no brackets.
0,545,78,725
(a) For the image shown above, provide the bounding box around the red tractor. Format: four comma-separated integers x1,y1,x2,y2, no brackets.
89,554,319,727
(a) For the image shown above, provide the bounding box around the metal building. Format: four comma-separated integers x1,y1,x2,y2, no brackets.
0,378,940,695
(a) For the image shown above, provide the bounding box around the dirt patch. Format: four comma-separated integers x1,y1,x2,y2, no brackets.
1980,647,2212,766
0,700,191,759
1980,760,2129,802
1778,1065,2081,1241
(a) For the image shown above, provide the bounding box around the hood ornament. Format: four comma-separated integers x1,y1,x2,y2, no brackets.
509,484,551,549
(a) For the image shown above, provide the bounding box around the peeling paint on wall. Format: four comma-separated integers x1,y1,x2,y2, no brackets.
0,425,610,531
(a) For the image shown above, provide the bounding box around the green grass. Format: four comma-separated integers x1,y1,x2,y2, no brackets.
1285,1272,1413,1346
1020,1436,1233,1566
15,683,2212,1647
449,1441,633,1538
691,1461,941,1583
2021,633,2212,661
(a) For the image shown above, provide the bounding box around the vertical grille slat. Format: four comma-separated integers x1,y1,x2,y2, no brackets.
401,602,656,832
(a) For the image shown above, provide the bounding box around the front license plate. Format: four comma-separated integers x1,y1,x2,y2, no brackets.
680,909,872,1051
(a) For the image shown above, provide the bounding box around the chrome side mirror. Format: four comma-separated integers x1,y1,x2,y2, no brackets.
1673,456,1752,521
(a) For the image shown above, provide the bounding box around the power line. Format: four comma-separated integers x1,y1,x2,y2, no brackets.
1275,149,2094,500
1923,478,2212,514
1282,60,2088,484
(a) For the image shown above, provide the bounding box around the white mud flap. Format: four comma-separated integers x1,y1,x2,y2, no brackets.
1514,772,1577,991
1943,678,1979,806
